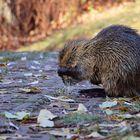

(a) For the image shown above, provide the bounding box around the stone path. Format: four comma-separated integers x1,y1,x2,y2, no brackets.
0,52,105,140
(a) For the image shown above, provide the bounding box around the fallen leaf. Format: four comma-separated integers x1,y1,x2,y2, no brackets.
48,128,70,137
4,111,30,120
19,88,31,93
44,95,58,101
38,109,57,120
4,111,17,119
42,129,78,139
57,96,75,102
66,134,79,139
29,81,39,85
118,106,130,112
104,109,113,115
37,109,57,128
33,61,40,65
124,102,133,106
117,114,133,119
77,103,88,113
99,100,117,109
0,63,7,67
16,111,30,120
19,87,41,94
62,110,68,115
7,62,17,66
99,123,120,128
44,95,75,102
87,131,105,138
110,115,123,121
31,66,37,69
0,136,9,140
1,80,13,85
21,57,27,61
9,122,19,130
39,119,54,128
24,73,33,76
0,90,9,94
34,74,42,77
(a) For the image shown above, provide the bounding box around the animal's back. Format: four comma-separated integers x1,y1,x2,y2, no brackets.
95,25,139,38
58,25,140,97
86,25,140,96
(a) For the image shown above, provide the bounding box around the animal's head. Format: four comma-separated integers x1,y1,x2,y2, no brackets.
57,39,94,85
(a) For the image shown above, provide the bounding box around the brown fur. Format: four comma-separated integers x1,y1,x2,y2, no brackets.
58,25,140,97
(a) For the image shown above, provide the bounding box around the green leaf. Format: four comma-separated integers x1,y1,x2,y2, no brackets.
4,111,30,120
104,109,113,115
16,111,30,120
4,111,18,119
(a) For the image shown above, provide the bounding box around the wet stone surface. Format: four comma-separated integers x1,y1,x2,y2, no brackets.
0,52,108,139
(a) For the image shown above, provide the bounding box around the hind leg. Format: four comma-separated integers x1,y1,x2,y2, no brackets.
102,79,120,97
102,75,137,97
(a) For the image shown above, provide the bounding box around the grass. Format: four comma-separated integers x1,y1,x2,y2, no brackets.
17,0,140,52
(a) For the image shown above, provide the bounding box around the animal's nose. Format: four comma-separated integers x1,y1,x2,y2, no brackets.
57,67,67,76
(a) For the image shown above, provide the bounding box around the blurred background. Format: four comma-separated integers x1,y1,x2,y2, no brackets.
0,0,139,52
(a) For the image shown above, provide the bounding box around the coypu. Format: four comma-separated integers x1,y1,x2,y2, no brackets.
58,25,140,97
58,38,89,85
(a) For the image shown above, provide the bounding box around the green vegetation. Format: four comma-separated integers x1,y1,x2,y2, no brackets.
63,113,99,125
17,0,140,52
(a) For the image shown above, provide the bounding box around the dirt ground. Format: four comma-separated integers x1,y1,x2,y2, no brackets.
0,52,139,140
